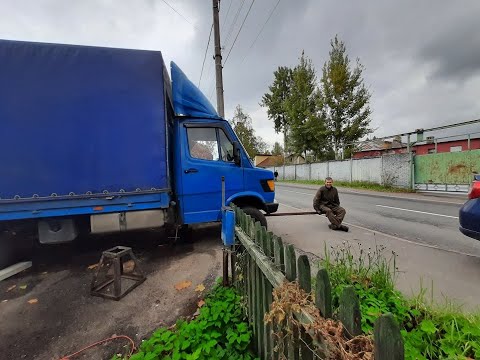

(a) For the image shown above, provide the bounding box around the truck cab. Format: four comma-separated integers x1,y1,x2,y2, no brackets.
170,62,277,227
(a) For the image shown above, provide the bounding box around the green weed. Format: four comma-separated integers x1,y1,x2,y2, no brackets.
124,285,257,360
320,242,405,333
319,242,480,359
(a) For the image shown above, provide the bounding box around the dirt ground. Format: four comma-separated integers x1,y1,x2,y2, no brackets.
0,225,223,360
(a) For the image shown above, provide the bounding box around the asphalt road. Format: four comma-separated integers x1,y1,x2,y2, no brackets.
269,183,480,308
275,183,480,257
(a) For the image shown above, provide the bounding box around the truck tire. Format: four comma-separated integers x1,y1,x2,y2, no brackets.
0,233,17,269
241,207,268,229
0,222,35,269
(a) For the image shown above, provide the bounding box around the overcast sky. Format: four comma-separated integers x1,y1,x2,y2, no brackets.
1,0,479,146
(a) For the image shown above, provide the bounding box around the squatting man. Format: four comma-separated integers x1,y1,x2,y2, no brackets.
313,177,349,232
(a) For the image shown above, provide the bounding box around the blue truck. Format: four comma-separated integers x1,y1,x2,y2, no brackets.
0,39,278,268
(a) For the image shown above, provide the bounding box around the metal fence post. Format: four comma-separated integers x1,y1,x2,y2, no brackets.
380,156,384,185
410,152,415,190
350,158,353,183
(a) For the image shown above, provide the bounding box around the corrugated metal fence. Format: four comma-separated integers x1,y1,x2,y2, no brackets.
414,149,480,192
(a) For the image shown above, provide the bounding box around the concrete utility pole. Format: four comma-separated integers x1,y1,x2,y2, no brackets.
212,0,225,118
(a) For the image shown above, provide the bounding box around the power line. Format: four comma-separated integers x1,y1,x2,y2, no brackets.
224,0,256,65
223,0,246,48
203,57,215,92
160,0,198,30
220,0,234,32
240,0,281,64
208,79,216,103
199,23,214,87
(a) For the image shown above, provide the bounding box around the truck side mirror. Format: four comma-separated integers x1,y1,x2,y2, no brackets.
233,141,241,166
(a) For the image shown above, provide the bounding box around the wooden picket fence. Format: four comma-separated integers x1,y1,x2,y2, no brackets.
232,206,404,359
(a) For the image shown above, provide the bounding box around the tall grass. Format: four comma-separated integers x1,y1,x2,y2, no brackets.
319,241,480,359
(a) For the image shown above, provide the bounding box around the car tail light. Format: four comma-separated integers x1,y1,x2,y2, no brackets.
468,180,480,199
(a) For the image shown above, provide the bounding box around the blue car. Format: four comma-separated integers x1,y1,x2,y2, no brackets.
459,174,480,240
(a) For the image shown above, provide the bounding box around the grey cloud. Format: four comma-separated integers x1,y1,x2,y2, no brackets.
418,19,480,81
0,0,479,144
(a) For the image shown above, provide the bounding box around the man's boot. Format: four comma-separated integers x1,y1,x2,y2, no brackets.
339,225,349,232
328,224,338,230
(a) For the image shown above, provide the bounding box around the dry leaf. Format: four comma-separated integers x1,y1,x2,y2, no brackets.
41,271,48,275
123,260,135,273
197,299,205,308
28,298,38,304
2,299,8,303
174,280,192,291
194,284,205,292
7,285,16,292
19,285,27,290
87,264,98,270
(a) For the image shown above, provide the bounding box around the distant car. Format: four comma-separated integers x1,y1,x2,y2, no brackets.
459,174,480,240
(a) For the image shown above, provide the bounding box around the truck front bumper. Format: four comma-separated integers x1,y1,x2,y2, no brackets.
265,202,279,214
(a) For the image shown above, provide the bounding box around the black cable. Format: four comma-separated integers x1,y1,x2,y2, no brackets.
240,0,281,64
199,24,214,87
224,0,256,65
223,0,247,48
220,0,234,32
160,0,198,30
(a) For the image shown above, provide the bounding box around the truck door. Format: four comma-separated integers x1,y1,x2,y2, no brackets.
179,123,243,224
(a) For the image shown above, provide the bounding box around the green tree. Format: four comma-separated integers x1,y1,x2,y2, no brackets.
229,105,266,159
256,136,269,154
271,141,283,155
318,35,372,159
286,52,329,159
261,66,293,155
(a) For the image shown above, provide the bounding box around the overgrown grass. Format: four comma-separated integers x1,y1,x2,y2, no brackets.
319,242,480,359
281,179,415,193
114,284,257,360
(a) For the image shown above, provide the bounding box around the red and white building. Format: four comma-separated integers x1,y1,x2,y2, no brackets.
353,134,480,159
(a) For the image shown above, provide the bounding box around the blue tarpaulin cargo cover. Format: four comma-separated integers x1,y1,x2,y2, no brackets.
0,40,169,201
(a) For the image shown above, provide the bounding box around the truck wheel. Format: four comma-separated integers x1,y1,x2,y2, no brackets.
0,232,17,269
178,225,193,243
0,223,35,269
241,207,268,229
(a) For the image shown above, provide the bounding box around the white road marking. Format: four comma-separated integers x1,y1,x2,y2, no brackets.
340,221,480,258
278,186,464,205
376,205,458,219
273,201,478,258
